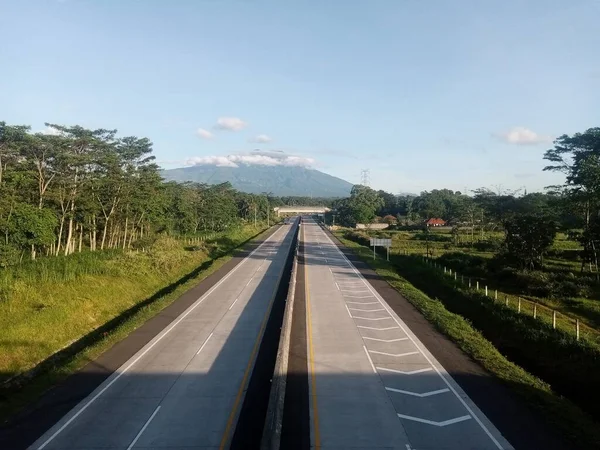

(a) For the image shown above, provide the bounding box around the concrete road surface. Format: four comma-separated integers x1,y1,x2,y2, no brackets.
301,218,514,450
30,222,297,450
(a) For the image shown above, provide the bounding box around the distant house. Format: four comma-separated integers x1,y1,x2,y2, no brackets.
425,218,446,227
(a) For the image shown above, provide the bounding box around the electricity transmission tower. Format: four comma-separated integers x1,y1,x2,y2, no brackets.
360,169,370,187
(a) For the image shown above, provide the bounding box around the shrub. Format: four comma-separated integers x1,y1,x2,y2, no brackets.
0,244,20,268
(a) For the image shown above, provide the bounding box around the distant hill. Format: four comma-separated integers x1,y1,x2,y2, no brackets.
161,164,353,197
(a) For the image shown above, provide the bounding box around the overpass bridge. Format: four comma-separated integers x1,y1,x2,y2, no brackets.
274,206,331,217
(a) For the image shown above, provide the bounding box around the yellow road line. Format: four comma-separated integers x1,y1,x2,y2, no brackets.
219,226,290,450
304,223,321,448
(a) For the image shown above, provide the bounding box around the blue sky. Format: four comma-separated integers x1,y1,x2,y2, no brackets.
1,0,599,194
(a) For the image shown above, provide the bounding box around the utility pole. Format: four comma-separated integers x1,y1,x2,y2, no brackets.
254,203,257,228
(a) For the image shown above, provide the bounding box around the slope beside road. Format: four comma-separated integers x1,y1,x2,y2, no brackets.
19,221,297,450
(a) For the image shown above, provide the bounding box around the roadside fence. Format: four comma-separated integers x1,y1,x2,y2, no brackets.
419,254,599,345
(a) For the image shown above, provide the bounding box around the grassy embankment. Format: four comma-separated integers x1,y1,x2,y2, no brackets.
336,231,600,450
0,223,269,422
361,227,600,332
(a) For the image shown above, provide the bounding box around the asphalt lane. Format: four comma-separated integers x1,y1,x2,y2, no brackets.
301,219,514,450
29,222,297,450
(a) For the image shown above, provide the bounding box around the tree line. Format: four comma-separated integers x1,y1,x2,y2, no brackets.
0,121,328,266
330,127,600,271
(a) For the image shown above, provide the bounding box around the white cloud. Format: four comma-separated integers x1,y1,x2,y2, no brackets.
495,126,552,145
196,128,214,140
214,117,247,131
185,150,315,168
186,156,239,168
249,134,272,143
38,126,62,136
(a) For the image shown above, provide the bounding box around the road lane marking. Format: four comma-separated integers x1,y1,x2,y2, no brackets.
335,282,340,291
369,350,419,357
357,326,399,330
352,316,393,321
35,226,288,450
377,367,433,375
343,295,374,299
362,337,408,342
348,307,386,312
385,387,450,397
126,406,161,450
228,298,239,310
344,303,353,318
196,333,213,355
305,225,322,448
319,229,506,449
363,345,377,373
346,301,379,305
219,225,296,450
397,413,472,427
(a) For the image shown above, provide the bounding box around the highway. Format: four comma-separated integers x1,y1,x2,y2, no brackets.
301,218,514,450
29,221,298,450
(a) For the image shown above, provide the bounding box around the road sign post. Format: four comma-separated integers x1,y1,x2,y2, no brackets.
369,238,392,261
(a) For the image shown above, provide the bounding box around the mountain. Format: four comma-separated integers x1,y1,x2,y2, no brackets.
161,164,354,197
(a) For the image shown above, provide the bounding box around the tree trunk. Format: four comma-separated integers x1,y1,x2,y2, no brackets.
56,214,66,256
64,216,74,256
101,218,110,250
31,244,36,260
122,215,129,250
78,223,83,252
128,228,135,248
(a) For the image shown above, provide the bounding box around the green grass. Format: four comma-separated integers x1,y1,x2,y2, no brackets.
0,224,269,422
337,234,600,449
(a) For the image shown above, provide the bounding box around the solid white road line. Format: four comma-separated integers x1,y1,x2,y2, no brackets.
377,367,433,375
397,413,471,427
196,333,214,355
385,387,450,397
363,345,377,373
126,406,161,450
